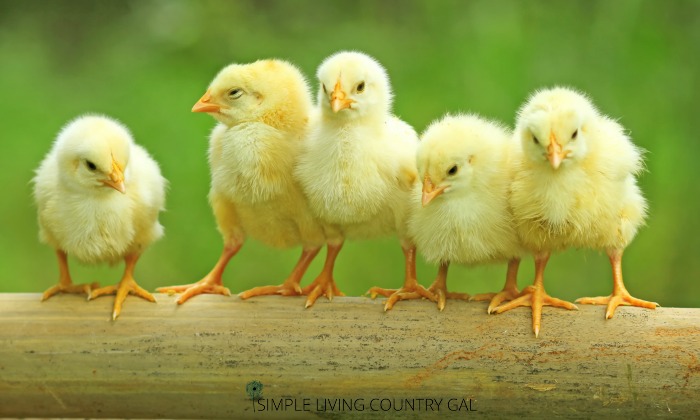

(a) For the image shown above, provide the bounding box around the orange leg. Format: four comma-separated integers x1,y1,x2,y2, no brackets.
493,253,577,337
156,243,242,304
367,246,436,311
239,247,322,299
302,242,345,308
471,258,521,314
575,249,659,319
41,250,98,301
89,254,155,320
428,262,470,311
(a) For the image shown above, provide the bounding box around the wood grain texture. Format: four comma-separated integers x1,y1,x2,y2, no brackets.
0,293,698,418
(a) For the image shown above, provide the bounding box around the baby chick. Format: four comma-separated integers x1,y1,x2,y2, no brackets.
296,51,433,309
156,59,326,303
496,87,657,336
408,114,523,311
34,115,166,320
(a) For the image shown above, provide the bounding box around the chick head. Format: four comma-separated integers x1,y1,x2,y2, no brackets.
316,51,393,121
418,114,509,206
516,87,597,170
55,115,131,194
193,59,312,130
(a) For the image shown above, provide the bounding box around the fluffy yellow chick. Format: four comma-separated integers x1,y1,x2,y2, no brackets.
496,87,657,336
156,59,326,303
408,114,523,311
296,51,433,309
34,115,166,320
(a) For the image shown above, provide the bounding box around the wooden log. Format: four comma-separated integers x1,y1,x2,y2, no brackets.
0,293,698,418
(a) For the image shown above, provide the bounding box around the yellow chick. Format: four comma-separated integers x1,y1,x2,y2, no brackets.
34,115,166,320
496,87,657,336
296,51,433,309
156,59,326,303
408,114,523,311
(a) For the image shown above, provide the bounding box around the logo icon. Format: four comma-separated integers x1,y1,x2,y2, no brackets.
246,380,263,400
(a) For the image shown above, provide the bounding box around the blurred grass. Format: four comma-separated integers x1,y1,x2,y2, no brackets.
0,0,698,307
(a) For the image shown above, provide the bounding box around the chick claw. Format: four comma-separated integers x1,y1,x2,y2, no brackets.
576,293,659,319
471,287,521,314
302,275,344,308
156,279,231,305
89,277,156,320
42,281,100,301
368,284,437,311
492,285,578,338
430,283,469,312
239,281,303,299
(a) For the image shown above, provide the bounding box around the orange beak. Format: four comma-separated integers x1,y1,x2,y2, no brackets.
102,159,125,194
192,90,221,113
547,132,564,169
422,175,446,207
330,80,353,112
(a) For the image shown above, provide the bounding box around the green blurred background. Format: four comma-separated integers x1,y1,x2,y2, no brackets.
1,0,698,308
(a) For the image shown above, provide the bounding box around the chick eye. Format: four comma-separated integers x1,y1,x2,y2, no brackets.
356,81,365,93
85,160,97,171
572,129,578,140
447,165,458,176
229,88,243,99
322,84,327,94
533,135,540,145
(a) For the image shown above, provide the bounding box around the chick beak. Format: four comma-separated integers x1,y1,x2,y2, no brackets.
192,90,221,113
330,81,353,113
102,160,126,194
422,175,446,207
547,133,564,170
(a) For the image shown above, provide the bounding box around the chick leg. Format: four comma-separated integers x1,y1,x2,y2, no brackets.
239,247,322,299
89,253,156,320
42,250,99,301
493,253,577,337
427,262,470,311
156,243,242,304
368,246,436,311
471,258,521,314
302,242,345,308
575,249,659,319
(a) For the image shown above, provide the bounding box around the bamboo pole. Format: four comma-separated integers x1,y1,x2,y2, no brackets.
0,293,698,418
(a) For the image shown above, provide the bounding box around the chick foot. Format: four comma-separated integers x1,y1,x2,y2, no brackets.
239,281,302,299
575,249,658,319
368,281,436,311
302,274,344,308
472,287,520,314
493,285,577,337
90,276,155,320
368,247,436,311
430,286,469,312
471,258,521,314
158,277,231,304
89,254,155,320
302,243,345,308
42,250,98,301
576,293,659,319
42,281,100,301
239,247,320,299
156,245,239,304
